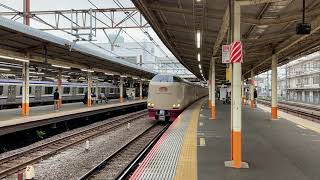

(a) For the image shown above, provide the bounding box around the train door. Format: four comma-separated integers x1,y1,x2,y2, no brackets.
7,85,16,103
72,87,77,96
35,86,42,101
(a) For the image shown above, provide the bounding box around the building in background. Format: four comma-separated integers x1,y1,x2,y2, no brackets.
286,52,320,104
256,52,320,104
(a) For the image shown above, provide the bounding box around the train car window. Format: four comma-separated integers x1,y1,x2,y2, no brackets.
45,87,53,94
151,75,173,82
110,88,114,94
78,87,84,94
101,87,106,93
63,87,70,94
0,86,3,95
19,86,32,95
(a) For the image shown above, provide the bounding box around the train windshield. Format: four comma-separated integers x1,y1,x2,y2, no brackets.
151,75,183,82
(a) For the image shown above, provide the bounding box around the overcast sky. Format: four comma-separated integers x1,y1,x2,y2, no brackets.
0,0,174,57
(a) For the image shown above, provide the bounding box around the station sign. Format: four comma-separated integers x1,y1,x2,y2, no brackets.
230,41,243,63
222,45,230,63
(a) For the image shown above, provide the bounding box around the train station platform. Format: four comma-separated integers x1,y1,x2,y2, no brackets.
0,99,146,136
131,98,320,180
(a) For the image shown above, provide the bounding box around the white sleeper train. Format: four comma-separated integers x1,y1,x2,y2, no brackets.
0,79,120,109
147,74,208,121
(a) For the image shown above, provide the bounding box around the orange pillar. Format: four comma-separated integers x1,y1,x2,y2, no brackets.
21,62,29,116
271,54,278,120
210,57,216,120
57,70,62,109
119,77,124,103
87,72,92,107
250,70,255,110
208,61,212,109
139,79,143,100
225,1,248,169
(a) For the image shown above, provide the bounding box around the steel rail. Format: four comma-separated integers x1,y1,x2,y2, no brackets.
78,123,169,180
0,110,147,179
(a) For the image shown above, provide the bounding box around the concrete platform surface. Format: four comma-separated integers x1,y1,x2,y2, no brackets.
0,99,146,136
132,98,320,180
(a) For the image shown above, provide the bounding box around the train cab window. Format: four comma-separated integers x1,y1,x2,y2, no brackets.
151,75,173,82
45,87,53,95
78,87,84,94
173,76,183,82
63,87,70,94
0,86,3,95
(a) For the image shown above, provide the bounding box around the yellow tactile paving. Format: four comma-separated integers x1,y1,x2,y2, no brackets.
174,100,203,180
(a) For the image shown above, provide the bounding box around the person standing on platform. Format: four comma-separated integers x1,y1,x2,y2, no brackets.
53,89,59,110
254,88,258,107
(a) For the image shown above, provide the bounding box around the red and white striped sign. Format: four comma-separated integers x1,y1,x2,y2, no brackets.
230,41,243,63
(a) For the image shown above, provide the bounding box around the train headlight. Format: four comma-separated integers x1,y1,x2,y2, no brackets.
148,102,151,106
177,103,180,108
151,103,155,107
173,104,176,108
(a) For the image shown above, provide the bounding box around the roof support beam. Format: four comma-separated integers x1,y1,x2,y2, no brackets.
243,4,320,77
237,0,285,6
148,3,223,19
212,6,229,56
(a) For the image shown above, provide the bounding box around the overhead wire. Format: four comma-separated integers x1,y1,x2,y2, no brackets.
112,0,179,69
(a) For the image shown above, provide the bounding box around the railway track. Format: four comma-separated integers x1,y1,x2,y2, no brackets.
0,110,148,179
257,99,320,122
78,123,169,180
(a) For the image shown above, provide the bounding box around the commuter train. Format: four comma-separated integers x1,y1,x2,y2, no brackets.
0,79,120,109
147,74,208,121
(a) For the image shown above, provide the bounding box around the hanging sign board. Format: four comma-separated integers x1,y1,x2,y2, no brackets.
222,45,230,63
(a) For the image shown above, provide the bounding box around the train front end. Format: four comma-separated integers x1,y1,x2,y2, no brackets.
147,75,183,121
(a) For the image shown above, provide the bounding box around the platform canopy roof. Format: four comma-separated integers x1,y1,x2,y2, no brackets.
133,0,320,80
0,16,156,79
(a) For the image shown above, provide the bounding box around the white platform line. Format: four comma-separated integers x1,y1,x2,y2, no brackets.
257,104,320,134
297,124,307,129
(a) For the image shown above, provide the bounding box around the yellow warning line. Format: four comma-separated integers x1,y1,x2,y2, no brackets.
174,100,203,180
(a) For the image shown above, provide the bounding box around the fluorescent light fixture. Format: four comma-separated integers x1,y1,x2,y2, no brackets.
196,30,201,48
0,55,29,62
81,69,94,73
62,75,70,78
132,77,138,79
0,68,10,71
30,72,44,75
120,75,127,78
52,64,71,69
104,73,114,76
199,64,202,69
141,78,146,81
197,53,201,62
